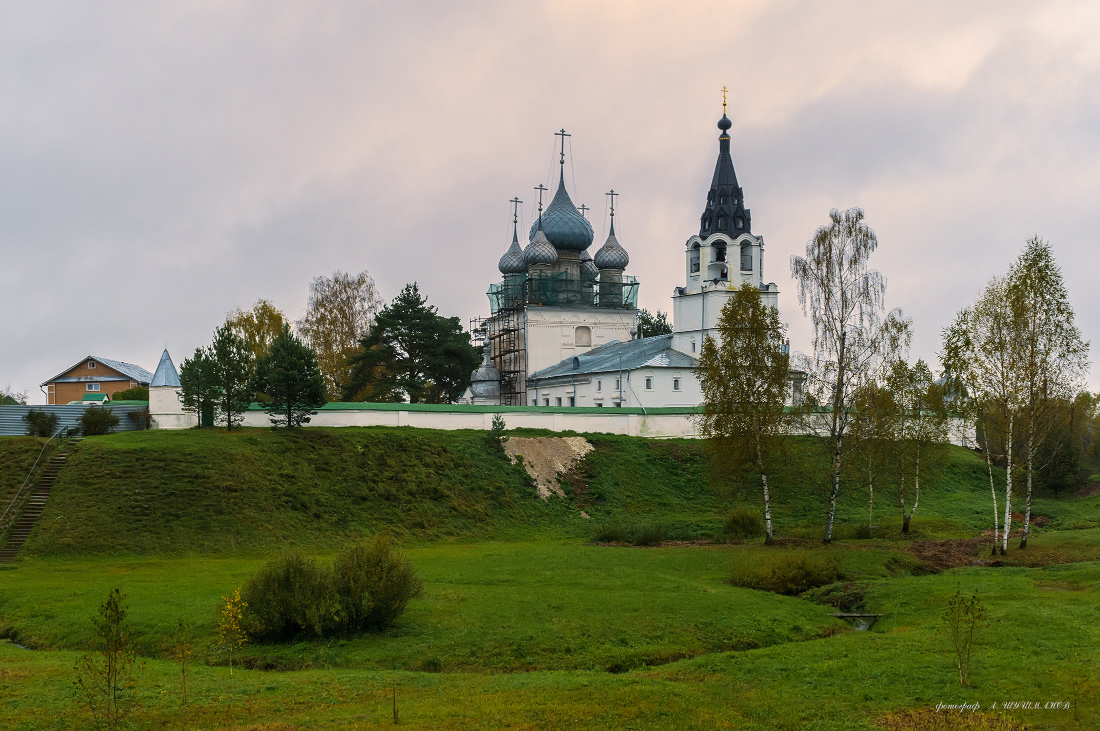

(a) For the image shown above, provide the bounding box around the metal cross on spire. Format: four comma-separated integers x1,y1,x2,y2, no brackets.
606,189,618,217
509,196,522,223
554,128,571,165
578,203,589,219
721,86,729,115
534,183,548,212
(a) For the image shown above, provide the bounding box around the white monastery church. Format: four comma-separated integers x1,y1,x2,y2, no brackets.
462,104,782,409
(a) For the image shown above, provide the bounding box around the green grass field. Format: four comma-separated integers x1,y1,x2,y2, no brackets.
2,428,1099,729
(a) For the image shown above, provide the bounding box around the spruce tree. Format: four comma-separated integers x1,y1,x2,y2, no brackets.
252,325,327,428
209,323,255,430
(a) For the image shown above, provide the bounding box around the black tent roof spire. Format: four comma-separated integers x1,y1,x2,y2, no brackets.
699,88,751,238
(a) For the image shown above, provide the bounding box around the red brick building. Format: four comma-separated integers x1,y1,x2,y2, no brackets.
41,356,153,405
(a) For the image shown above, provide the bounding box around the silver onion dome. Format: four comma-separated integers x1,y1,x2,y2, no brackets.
580,249,599,281
523,220,558,266
498,227,526,275
529,170,594,252
594,218,629,270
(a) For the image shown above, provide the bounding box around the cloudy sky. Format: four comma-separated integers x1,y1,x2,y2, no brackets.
3,1,1099,402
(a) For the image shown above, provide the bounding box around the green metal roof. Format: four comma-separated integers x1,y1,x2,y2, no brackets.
246,401,703,416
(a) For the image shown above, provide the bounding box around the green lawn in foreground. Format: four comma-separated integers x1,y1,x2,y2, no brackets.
2,536,1099,729
1,541,847,672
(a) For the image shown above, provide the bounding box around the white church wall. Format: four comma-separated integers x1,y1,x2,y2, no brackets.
232,403,702,437
524,307,638,374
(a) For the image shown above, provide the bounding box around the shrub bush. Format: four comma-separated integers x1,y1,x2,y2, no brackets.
80,406,120,436
723,507,765,541
241,554,333,641
729,550,841,595
110,386,149,401
22,408,59,437
241,536,422,642
332,534,423,632
126,409,151,430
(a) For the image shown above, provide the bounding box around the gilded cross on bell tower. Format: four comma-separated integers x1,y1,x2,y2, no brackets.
721,86,728,115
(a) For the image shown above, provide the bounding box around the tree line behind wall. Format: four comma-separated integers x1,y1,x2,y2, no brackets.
179,274,480,428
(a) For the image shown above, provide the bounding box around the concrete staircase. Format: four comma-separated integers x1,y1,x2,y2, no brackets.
0,438,81,562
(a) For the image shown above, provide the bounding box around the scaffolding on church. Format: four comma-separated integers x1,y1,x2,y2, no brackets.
487,273,639,311
475,272,640,406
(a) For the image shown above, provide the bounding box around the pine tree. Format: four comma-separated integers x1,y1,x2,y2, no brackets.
252,325,327,428
344,283,479,403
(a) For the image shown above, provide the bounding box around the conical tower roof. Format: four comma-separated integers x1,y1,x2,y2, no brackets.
699,113,751,238
149,348,180,388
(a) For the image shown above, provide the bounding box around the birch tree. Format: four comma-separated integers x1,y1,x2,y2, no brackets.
1005,238,1089,548
790,208,911,543
886,358,949,535
847,382,896,536
942,278,1021,555
697,283,791,545
298,270,383,399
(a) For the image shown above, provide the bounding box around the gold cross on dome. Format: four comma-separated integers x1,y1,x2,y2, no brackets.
721,86,728,114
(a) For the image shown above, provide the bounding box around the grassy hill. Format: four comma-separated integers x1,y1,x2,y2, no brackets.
0,436,51,505
5,426,1098,557
3,428,1100,729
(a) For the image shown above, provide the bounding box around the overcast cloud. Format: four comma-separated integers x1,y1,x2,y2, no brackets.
3,1,1099,402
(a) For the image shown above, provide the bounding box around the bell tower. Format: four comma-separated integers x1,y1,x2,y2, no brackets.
672,94,778,356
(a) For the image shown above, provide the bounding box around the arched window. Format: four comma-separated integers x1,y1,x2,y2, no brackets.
702,215,711,230
740,243,752,271
717,216,726,228
735,217,743,229
718,194,727,205
714,244,726,262
575,326,591,347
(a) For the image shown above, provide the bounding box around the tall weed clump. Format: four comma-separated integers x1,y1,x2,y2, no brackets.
241,536,422,642
593,517,666,546
723,507,765,542
729,550,840,595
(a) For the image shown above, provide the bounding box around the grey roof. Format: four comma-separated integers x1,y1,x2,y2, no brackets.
498,224,527,275
523,220,558,266
42,355,153,386
594,218,629,271
150,349,181,387
529,334,698,381
529,168,594,252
